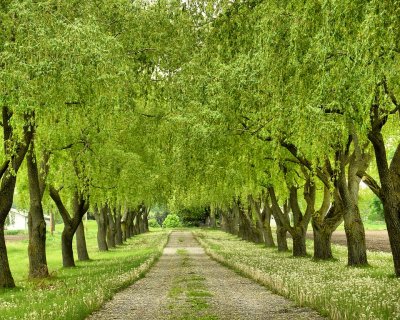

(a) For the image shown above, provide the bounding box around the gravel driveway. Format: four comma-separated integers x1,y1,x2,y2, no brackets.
87,231,323,319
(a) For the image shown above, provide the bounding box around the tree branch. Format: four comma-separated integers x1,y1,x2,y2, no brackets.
0,160,10,180
382,76,400,114
359,172,381,198
49,185,71,224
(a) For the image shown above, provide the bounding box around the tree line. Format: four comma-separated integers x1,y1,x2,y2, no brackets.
0,0,399,289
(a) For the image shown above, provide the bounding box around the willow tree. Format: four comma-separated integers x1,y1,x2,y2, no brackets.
0,0,36,287
285,0,400,274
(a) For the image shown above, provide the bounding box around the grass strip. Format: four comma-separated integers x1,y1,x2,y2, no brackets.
1,222,169,320
194,229,400,320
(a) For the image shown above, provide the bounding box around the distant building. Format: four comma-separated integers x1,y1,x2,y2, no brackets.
5,208,51,231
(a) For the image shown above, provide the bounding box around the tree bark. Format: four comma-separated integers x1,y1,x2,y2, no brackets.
0,107,33,287
276,224,289,252
0,226,15,287
107,209,116,248
236,200,253,241
311,186,342,260
250,195,275,247
94,205,108,251
50,212,55,236
268,189,289,252
137,209,146,234
221,208,237,234
312,224,333,260
263,206,275,247
27,143,49,278
126,210,133,238
121,209,128,241
76,221,89,261
50,187,89,268
142,206,149,232
368,129,400,276
209,205,217,228
115,209,123,245
133,211,140,235
337,142,369,267
62,225,75,267
269,182,315,257
292,228,307,256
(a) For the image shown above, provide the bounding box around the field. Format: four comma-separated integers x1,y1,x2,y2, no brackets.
195,229,400,320
2,223,397,319
1,221,168,320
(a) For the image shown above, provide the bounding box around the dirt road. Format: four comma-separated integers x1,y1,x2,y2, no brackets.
88,231,323,320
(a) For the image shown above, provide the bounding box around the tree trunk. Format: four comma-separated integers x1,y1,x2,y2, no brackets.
337,148,368,267
133,212,140,235
220,211,228,232
312,220,334,260
210,206,217,228
126,211,133,238
250,195,275,247
0,182,17,288
292,227,307,257
115,212,123,245
0,226,15,287
28,215,48,278
62,225,75,267
76,221,89,261
276,224,289,252
238,204,251,241
311,186,342,260
27,144,49,278
343,206,368,266
384,203,400,276
368,130,400,276
94,206,108,251
50,213,55,236
263,209,275,247
49,187,89,268
341,189,368,266
221,209,236,234
0,107,33,287
142,208,149,232
137,211,145,234
107,211,116,248
122,221,127,241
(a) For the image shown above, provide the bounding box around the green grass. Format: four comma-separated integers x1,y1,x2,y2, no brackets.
1,221,169,320
167,247,216,319
4,230,28,236
195,229,400,320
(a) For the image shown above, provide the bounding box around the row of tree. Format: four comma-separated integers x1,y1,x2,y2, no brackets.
156,0,400,276
0,0,198,288
1,0,399,289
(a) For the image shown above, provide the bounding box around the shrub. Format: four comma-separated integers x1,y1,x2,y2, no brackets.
370,196,384,220
177,207,209,227
148,218,161,228
162,214,182,228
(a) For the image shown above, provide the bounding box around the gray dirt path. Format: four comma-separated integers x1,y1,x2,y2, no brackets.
87,231,324,320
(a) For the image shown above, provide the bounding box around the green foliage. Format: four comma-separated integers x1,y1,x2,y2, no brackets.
370,196,384,221
149,209,169,227
148,218,161,228
162,214,182,228
4,230,26,236
177,207,208,227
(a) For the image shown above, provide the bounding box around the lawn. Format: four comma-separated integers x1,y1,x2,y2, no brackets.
195,229,400,320
1,221,169,320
